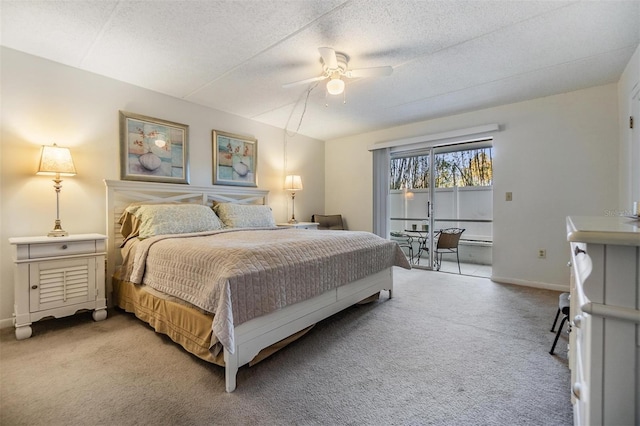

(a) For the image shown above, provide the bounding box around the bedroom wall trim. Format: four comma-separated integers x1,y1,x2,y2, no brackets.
490,276,569,292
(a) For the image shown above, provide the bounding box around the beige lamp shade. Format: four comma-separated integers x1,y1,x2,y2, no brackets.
284,175,303,191
36,143,76,237
37,144,76,176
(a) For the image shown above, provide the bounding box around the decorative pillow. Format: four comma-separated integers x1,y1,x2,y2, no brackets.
213,203,276,228
118,202,182,240
128,204,225,239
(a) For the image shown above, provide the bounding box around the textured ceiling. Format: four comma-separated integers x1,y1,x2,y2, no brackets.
1,1,639,141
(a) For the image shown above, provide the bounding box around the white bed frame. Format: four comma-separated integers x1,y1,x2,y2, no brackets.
104,179,393,392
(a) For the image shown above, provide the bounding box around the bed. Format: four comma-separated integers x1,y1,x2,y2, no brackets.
105,179,410,392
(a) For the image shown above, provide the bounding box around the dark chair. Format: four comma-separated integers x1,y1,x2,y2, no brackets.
311,214,346,230
391,231,413,263
434,228,465,274
549,292,570,355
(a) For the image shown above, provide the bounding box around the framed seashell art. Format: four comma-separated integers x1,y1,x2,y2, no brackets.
212,129,258,187
119,111,189,184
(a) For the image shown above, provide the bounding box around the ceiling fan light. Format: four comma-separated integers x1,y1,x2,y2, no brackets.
326,78,345,95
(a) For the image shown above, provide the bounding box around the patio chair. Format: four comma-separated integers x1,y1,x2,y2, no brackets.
311,214,346,230
434,228,465,274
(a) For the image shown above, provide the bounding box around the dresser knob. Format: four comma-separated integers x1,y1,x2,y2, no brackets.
573,315,582,328
31,285,38,290
572,382,581,399
61,244,68,250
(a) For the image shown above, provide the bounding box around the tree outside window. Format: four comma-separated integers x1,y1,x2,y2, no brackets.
390,147,493,190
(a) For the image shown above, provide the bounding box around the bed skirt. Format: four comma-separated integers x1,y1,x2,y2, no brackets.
112,278,316,367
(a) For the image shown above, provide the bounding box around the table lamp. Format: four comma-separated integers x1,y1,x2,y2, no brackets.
37,143,76,237
284,175,303,224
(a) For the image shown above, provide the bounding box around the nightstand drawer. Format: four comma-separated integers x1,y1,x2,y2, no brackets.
29,240,97,259
277,222,319,230
294,223,318,229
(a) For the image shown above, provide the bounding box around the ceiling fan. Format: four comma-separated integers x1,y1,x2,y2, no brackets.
282,47,393,95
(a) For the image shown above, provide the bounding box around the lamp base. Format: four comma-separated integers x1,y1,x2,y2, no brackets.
288,192,298,224
48,219,68,237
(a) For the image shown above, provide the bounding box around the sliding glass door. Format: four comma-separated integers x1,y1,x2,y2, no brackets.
388,141,493,273
389,151,435,269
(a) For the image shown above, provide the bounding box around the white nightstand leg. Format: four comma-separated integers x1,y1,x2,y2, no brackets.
92,308,107,321
15,324,32,340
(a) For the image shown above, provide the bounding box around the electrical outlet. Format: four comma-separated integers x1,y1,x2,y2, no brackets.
506,192,513,201
538,249,546,259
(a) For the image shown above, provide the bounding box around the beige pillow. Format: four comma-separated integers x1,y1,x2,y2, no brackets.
213,203,276,228
118,201,181,240
128,204,225,239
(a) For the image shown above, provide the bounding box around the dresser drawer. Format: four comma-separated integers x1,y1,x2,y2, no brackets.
29,240,97,258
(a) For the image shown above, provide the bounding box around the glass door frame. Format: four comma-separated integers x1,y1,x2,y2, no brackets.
389,147,436,270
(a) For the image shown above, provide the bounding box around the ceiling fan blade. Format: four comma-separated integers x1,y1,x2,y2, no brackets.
282,75,327,89
318,47,338,69
346,66,393,78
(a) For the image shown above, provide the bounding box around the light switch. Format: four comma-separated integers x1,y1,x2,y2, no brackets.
506,192,513,201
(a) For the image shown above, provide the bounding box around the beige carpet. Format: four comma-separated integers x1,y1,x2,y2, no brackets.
0,268,572,425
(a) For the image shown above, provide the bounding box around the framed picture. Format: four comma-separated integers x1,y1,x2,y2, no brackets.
212,130,257,187
119,111,189,184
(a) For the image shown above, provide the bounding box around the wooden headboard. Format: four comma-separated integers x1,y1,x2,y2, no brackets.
104,179,269,303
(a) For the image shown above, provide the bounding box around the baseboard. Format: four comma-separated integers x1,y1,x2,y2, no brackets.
0,317,14,329
490,276,569,292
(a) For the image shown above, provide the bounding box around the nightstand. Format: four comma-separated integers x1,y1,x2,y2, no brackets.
9,233,108,340
277,222,319,230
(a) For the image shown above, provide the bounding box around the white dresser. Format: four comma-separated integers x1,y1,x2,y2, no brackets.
566,216,640,426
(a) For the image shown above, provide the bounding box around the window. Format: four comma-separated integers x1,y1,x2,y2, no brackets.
390,146,493,189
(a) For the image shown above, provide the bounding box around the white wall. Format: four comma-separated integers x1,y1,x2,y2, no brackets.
326,84,620,290
0,47,325,326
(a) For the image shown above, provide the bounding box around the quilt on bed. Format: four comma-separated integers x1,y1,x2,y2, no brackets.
119,228,410,352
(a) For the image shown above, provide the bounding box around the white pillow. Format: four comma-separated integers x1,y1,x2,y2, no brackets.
213,203,276,228
128,204,224,239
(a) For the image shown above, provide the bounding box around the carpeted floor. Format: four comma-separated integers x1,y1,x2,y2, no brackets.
0,268,572,425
